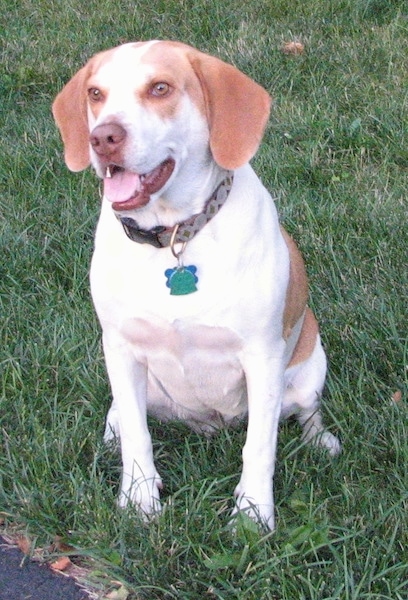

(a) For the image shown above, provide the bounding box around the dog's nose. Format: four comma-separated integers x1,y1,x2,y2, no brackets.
90,123,127,157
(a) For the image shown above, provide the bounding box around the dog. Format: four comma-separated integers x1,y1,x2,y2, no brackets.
53,40,340,531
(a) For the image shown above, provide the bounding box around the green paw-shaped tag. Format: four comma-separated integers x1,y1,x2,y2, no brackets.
164,265,198,295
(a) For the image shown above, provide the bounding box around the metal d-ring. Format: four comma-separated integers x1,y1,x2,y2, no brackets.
170,224,187,265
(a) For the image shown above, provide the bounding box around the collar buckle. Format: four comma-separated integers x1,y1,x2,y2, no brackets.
119,218,167,247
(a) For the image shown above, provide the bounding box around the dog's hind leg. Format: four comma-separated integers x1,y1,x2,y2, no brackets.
283,336,341,456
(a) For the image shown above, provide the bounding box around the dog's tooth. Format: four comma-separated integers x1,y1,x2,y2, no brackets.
105,166,112,178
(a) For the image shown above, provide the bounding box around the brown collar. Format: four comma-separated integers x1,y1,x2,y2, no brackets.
117,174,233,248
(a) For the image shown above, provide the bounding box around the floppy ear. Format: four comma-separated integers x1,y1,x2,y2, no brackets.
189,51,271,169
52,64,92,172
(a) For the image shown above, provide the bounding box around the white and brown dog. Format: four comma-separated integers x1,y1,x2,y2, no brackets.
53,40,340,531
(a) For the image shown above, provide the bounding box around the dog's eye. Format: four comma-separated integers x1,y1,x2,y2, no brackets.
88,87,103,102
150,82,171,97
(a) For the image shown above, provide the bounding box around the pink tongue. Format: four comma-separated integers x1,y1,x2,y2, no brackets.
103,171,142,203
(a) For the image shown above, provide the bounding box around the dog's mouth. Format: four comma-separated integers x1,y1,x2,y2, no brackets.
103,158,176,211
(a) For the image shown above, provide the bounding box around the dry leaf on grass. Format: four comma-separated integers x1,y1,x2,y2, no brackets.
391,390,402,403
16,535,32,556
50,555,73,572
104,584,130,599
51,535,76,554
281,41,305,55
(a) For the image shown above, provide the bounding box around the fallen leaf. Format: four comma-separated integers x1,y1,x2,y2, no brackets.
282,41,305,55
50,556,72,572
16,536,31,555
52,535,75,553
391,390,402,403
105,584,130,599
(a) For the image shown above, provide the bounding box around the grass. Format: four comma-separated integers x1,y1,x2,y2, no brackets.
1,0,407,597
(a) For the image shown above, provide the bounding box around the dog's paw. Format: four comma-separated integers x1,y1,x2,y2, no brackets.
305,430,341,456
233,485,275,531
118,473,163,518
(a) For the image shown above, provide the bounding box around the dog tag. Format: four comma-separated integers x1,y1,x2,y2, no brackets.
164,265,198,295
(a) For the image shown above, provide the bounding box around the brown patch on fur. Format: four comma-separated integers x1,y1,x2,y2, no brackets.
138,43,207,120
140,42,206,117
287,307,319,367
281,227,309,340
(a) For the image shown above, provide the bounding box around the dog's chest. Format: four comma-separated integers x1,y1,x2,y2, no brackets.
122,317,247,424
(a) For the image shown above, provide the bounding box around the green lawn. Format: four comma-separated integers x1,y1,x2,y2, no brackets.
1,1,407,598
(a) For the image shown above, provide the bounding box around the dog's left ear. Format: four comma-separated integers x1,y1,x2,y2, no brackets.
52,64,92,172
189,50,271,169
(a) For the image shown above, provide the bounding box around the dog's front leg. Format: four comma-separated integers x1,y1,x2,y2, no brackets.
234,348,285,531
102,331,162,516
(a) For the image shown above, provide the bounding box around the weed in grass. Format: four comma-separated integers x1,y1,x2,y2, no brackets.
1,1,407,598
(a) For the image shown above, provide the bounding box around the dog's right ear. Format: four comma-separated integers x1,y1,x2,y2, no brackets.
52,64,91,172
188,49,271,170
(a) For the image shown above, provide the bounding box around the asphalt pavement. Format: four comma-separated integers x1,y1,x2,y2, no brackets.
0,536,90,600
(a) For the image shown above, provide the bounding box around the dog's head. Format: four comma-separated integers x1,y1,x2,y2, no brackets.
53,41,271,214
